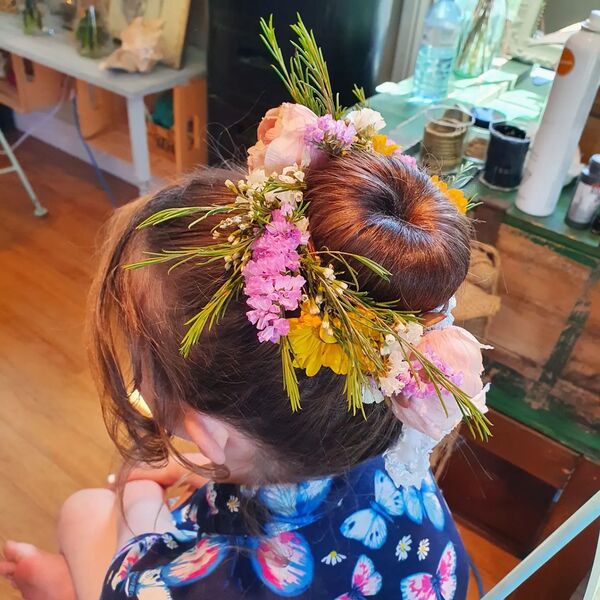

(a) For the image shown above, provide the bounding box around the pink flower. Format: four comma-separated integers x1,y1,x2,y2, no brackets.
242,209,308,343
258,318,290,343
247,103,323,174
305,115,357,149
394,151,418,168
391,326,490,442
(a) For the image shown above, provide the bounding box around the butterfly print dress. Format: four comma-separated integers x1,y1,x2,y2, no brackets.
100,454,469,599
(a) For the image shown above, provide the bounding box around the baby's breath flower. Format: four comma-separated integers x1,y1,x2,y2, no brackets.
278,174,296,184
323,266,335,281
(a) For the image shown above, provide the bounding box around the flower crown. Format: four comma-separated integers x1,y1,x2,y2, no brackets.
128,16,490,444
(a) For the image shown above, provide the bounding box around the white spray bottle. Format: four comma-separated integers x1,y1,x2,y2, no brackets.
516,11,600,217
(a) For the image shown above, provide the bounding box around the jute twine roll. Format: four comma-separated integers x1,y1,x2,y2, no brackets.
421,109,472,172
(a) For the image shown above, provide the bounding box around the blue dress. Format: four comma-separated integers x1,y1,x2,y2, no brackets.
100,454,468,599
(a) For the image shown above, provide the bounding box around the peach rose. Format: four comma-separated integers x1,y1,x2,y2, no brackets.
247,103,321,174
392,326,491,442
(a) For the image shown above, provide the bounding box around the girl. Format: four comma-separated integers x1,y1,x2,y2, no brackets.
1,18,490,600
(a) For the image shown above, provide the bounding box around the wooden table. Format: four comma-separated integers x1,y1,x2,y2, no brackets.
0,13,206,193
444,182,600,600
372,63,600,598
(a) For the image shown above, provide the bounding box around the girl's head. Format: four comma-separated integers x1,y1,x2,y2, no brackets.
89,152,471,484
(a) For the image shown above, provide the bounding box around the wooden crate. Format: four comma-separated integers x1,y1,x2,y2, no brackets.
147,120,176,159
0,53,65,113
74,77,207,176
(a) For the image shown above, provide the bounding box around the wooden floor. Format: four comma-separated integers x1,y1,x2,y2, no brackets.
0,138,519,599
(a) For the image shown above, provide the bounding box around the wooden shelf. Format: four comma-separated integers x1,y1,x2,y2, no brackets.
87,125,176,182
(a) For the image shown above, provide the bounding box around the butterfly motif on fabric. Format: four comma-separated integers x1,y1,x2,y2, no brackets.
335,554,382,600
171,502,200,538
403,474,445,531
258,477,333,534
109,534,162,591
400,541,457,600
340,469,404,549
121,531,314,598
206,482,219,516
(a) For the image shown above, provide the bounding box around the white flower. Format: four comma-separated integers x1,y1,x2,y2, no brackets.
163,536,178,549
321,551,347,566
417,538,430,561
247,169,268,187
278,174,296,184
227,495,240,513
322,266,335,281
264,191,277,206
377,332,412,397
398,321,424,346
296,216,309,237
362,379,385,404
395,535,412,561
346,108,386,133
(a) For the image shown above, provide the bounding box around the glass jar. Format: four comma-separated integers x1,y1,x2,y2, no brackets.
454,0,507,78
74,3,111,58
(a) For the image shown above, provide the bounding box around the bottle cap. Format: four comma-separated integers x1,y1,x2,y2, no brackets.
584,10,600,32
588,154,600,177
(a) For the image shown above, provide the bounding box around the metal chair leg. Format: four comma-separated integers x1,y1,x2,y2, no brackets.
0,129,48,217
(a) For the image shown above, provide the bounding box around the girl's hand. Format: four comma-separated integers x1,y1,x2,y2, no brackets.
110,453,210,490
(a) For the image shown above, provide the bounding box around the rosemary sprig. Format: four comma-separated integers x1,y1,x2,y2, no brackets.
180,273,243,357
281,336,301,412
136,204,236,229
259,14,345,118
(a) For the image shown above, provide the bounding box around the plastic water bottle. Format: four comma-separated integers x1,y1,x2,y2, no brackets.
412,0,463,103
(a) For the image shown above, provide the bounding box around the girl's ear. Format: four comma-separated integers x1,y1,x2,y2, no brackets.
182,412,230,466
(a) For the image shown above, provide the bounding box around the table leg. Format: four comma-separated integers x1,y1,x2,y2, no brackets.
126,96,152,195
0,129,47,217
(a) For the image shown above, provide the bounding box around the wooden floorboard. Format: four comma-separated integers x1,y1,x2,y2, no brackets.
0,137,518,599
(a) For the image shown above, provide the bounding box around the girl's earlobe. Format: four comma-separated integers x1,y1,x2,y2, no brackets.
182,412,229,466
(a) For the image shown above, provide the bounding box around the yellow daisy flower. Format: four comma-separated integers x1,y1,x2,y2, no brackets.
431,176,468,214
372,134,400,157
288,310,348,376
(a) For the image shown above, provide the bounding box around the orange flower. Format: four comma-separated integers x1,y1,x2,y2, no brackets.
431,176,469,214
372,134,400,157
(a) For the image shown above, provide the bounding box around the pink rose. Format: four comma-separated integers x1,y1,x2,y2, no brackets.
247,103,322,174
391,326,490,442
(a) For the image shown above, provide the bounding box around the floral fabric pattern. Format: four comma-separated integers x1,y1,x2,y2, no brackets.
101,454,468,599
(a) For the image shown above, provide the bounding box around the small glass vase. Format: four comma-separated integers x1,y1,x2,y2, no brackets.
74,4,111,58
20,0,45,35
454,0,507,78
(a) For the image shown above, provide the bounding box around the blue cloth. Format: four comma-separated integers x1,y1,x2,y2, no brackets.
100,454,468,599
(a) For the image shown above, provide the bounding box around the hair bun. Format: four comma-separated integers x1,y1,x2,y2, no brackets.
305,152,471,312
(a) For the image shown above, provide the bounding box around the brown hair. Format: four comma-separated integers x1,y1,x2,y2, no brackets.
88,152,471,483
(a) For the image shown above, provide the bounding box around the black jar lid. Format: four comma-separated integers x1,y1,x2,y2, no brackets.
471,107,506,129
